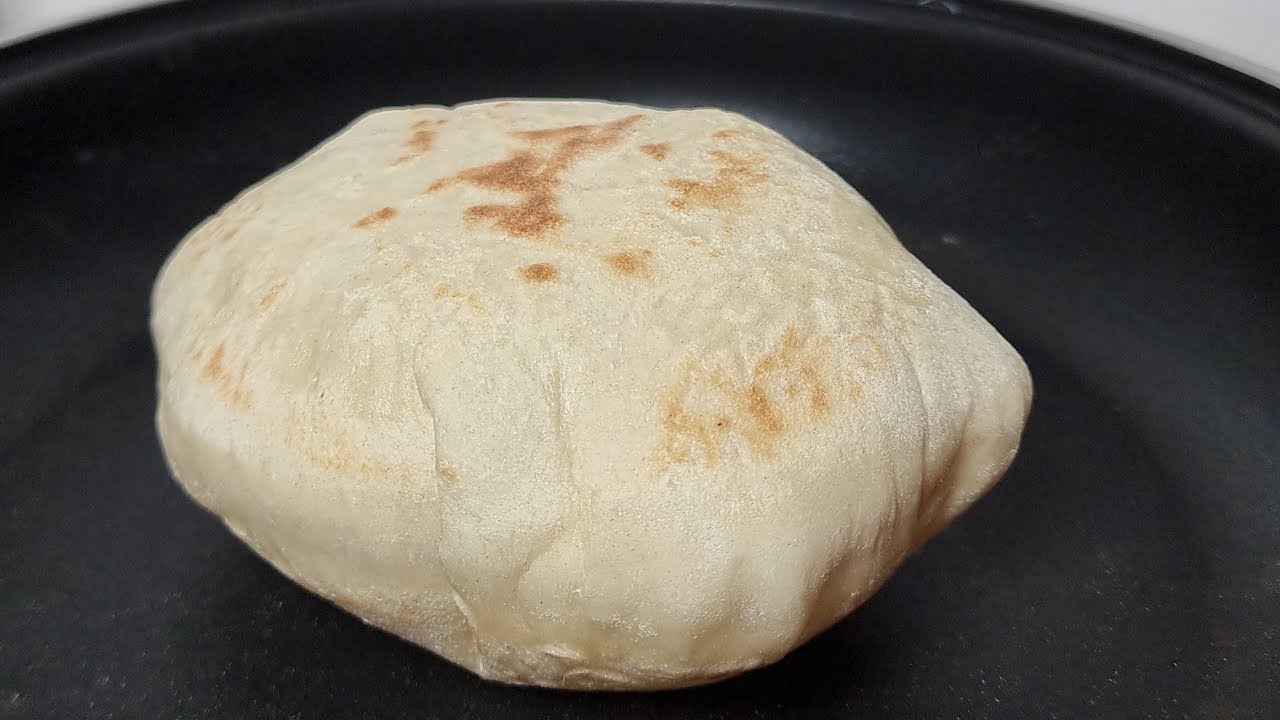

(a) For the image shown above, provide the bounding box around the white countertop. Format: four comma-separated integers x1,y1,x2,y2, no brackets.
2,0,1278,87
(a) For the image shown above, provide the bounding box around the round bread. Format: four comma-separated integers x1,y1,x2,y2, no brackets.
151,99,1032,690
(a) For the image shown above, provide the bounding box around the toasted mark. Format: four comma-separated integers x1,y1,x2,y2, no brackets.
712,129,745,140
391,125,437,166
780,326,801,359
428,115,643,240
707,249,726,258
259,281,287,310
200,344,226,384
660,326,861,469
853,334,889,371
391,260,416,281
354,206,396,228
439,467,459,484
434,282,486,311
199,342,252,410
186,220,241,262
464,190,563,238
663,399,731,468
407,129,435,152
667,150,768,216
295,423,408,481
639,142,669,161
603,250,654,279
521,262,560,284
801,366,829,416
745,385,783,437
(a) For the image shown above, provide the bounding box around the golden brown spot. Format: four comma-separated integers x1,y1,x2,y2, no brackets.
354,206,396,228
745,385,783,437
639,142,670,161
391,125,437,166
259,281,287,310
439,467,458,484
186,220,241,262
391,260,416,282
667,150,768,216
853,334,889,371
427,115,643,240
200,344,226,384
780,326,801,360
434,282,485,312
603,250,654,279
663,398,732,468
464,191,563,238
296,424,406,480
521,262,560,284
712,129,745,140
707,249,726,258
407,129,434,152
659,326,861,469
199,342,252,410
801,366,830,417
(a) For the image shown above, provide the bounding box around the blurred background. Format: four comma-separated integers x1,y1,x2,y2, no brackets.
2,0,1278,87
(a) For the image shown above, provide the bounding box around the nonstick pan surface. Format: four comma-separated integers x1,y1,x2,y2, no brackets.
2,1,1278,717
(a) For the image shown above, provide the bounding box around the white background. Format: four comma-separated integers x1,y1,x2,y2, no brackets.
1,0,1278,87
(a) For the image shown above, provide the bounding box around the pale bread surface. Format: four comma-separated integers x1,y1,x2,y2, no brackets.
151,99,1032,690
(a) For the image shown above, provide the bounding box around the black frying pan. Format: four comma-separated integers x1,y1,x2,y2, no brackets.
2,1,1277,717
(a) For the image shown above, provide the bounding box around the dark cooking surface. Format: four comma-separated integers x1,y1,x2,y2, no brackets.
1,1,1278,717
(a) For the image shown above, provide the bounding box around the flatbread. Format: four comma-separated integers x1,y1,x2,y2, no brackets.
151,99,1032,690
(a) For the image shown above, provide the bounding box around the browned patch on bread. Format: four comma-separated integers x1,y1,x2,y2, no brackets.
198,342,253,410
639,142,669,161
391,122,437,166
521,263,560,284
663,401,733,468
186,220,240,262
660,326,872,469
200,344,225,382
603,250,654,279
799,366,829,416
712,129,745,140
667,150,768,216
427,115,643,240
354,206,396,228
296,424,410,481
434,282,486,311
259,281,287,310
439,467,459,484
